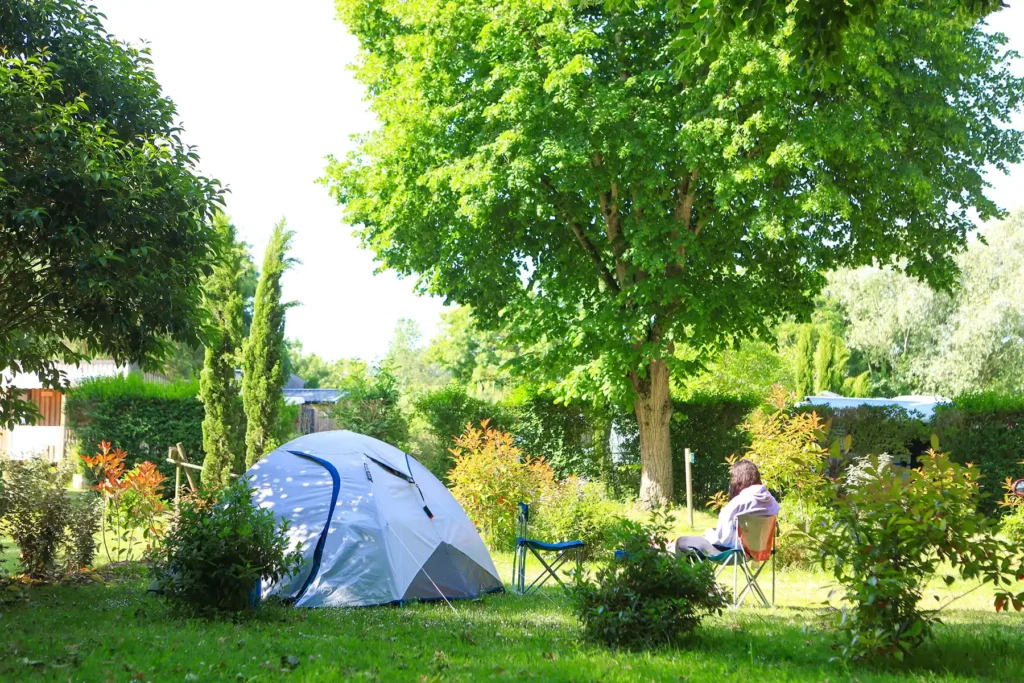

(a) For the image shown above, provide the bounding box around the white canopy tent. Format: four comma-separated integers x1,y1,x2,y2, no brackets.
247,430,502,608
802,392,951,420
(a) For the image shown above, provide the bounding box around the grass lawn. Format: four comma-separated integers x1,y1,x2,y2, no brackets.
3,545,1024,682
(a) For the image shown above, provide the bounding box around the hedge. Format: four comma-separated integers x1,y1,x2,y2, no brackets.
934,393,1024,515
65,375,204,480
611,393,761,506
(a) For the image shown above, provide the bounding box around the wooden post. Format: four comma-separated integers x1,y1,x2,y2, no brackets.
684,447,694,529
171,446,181,508
175,443,197,491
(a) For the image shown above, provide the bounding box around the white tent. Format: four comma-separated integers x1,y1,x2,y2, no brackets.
803,393,951,420
246,431,503,607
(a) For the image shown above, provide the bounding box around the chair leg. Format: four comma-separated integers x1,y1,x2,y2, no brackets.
522,549,574,596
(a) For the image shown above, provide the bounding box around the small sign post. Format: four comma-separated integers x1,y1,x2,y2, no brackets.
684,447,694,528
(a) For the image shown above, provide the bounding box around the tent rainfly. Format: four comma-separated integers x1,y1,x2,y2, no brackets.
247,430,503,607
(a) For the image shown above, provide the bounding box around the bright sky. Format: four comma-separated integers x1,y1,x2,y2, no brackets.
93,1,1024,362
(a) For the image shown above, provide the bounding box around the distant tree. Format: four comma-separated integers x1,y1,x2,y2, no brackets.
826,211,1024,396
200,214,248,487
425,307,518,401
0,0,223,426
243,221,295,467
680,339,791,399
331,363,410,448
384,319,449,396
327,0,1023,505
813,329,850,395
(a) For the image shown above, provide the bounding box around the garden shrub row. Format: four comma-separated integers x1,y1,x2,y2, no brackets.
934,393,1024,515
65,375,205,480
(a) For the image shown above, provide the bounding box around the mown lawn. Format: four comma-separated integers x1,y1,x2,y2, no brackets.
3,550,1024,683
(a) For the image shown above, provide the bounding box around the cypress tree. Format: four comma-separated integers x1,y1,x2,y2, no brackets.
794,325,815,400
813,328,850,395
199,214,247,487
243,220,295,467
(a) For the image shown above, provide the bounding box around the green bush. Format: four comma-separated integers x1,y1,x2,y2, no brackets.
153,478,304,614
611,392,759,506
535,478,623,559
0,458,74,579
816,452,1024,661
66,375,204,480
64,493,101,572
570,510,727,649
1002,505,1024,544
933,392,1024,515
413,384,510,477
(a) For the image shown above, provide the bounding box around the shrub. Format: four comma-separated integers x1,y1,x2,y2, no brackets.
448,420,555,551
153,477,304,614
504,386,606,480
816,452,1024,661
413,384,511,477
81,442,168,564
64,493,101,572
65,375,204,480
1003,506,1024,545
330,364,409,450
570,510,727,649
535,477,622,558
933,392,1024,515
0,458,74,579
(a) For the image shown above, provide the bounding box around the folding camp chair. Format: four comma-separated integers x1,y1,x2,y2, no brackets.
698,513,777,608
512,502,585,596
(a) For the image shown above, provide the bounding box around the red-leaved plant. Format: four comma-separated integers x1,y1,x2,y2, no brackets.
81,441,168,564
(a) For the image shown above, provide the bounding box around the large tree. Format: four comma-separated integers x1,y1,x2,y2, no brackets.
200,214,248,487
243,221,295,467
326,0,1023,505
0,0,222,426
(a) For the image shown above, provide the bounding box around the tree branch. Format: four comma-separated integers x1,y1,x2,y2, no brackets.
571,222,620,294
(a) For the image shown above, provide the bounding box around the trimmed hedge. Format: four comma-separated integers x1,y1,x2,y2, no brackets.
65,375,204,480
611,393,761,506
934,393,1024,515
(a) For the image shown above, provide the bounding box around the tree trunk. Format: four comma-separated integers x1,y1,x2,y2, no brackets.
631,358,673,508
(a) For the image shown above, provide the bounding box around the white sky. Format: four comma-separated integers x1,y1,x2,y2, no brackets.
93,1,1024,362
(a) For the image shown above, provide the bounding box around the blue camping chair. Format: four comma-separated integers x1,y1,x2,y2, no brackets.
512,502,585,595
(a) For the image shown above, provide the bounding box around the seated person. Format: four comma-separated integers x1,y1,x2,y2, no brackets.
672,458,779,556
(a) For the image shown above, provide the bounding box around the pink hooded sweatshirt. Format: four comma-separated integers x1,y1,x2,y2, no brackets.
704,484,780,549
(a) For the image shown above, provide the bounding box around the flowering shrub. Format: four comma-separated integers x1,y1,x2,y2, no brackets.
81,441,168,563
448,420,555,551
817,451,1024,660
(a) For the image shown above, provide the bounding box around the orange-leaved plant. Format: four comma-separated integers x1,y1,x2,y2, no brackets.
81,441,168,563
448,420,555,551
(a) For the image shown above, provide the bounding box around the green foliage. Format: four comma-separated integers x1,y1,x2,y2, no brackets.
1002,505,1024,545
0,0,223,427
0,458,74,579
504,387,604,480
933,392,1024,515
326,0,1021,507
824,212,1024,397
570,510,727,649
413,384,511,476
200,214,249,487
153,478,304,614
793,326,816,400
330,364,410,449
448,421,556,551
535,478,622,559
813,329,850,395
243,221,296,468
681,339,792,399
65,376,204,480
815,452,1024,661
63,493,101,572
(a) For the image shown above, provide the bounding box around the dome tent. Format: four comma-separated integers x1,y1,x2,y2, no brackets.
247,430,503,607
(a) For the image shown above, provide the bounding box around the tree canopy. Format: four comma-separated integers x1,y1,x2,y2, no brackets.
326,0,1023,504
0,0,223,426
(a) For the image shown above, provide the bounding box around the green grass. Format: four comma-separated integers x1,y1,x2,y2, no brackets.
2,549,1024,682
